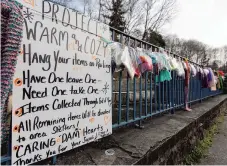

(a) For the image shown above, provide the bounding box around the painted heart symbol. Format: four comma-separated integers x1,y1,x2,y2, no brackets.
24,0,34,7
89,117,95,123
104,115,111,125
56,137,61,143
92,55,97,60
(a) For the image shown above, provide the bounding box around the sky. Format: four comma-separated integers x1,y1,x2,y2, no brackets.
162,0,227,48
71,0,227,48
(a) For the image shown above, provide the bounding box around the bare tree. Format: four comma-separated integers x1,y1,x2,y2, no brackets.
164,35,220,66
142,0,176,40
164,34,182,54
206,47,219,64
200,45,211,66
100,0,176,37
124,0,144,34
73,0,99,19
66,0,176,38
223,46,227,61
97,0,103,20
178,40,205,61
211,60,222,70
81,0,96,17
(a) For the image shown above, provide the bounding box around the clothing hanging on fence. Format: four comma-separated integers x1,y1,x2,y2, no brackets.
109,42,123,66
211,75,218,91
218,70,225,77
129,47,141,77
183,59,191,109
182,61,187,70
121,46,135,79
184,60,191,87
162,52,173,70
155,70,172,83
147,52,161,75
216,74,221,89
203,68,209,75
109,40,221,92
1,0,23,144
154,52,165,70
218,74,224,89
169,57,179,70
154,51,172,83
202,69,209,88
190,64,197,77
176,59,185,77
159,52,172,71
207,69,212,82
139,55,153,73
109,42,125,73
208,68,215,88
148,52,158,64
196,67,203,80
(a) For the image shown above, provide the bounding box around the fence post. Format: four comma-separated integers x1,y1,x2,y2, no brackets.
51,156,57,165
200,81,202,103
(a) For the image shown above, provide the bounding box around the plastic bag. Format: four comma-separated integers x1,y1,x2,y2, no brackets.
169,57,179,70
159,53,172,71
176,60,185,78
109,42,124,66
158,49,172,70
136,48,153,73
208,68,215,87
203,68,209,75
139,55,153,73
147,52,157,64
196,66,203,80
182,61,187,69
129,47,141,77
190,64,197,77
121,46,135,79
214,75,218,85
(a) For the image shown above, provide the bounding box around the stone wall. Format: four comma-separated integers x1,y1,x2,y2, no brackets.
135,97,227,165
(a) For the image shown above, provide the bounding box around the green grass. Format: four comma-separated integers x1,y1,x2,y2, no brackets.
184,113,225,165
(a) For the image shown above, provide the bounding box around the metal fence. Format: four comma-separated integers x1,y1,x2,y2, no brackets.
110,27,222,128
1,27,223,165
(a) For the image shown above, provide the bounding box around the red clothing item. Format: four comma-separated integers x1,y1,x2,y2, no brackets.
218,70,224,76
184,61,190,87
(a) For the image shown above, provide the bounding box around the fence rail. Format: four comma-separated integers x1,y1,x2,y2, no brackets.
1,27,222,165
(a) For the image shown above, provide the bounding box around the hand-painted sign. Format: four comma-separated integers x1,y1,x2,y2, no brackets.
12,1,112,165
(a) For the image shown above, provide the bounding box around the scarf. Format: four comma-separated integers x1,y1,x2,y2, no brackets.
1,0,23,144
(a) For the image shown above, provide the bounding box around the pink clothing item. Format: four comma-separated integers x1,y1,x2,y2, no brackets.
184,86,189,104
139,55,153,73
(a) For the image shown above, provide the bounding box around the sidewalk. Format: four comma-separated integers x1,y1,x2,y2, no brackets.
200,113,227,165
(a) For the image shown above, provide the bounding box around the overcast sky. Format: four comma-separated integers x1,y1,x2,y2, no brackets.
162,0,227,48
72,0,227,48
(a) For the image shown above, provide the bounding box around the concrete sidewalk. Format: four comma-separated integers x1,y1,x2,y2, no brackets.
200,113,227,165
